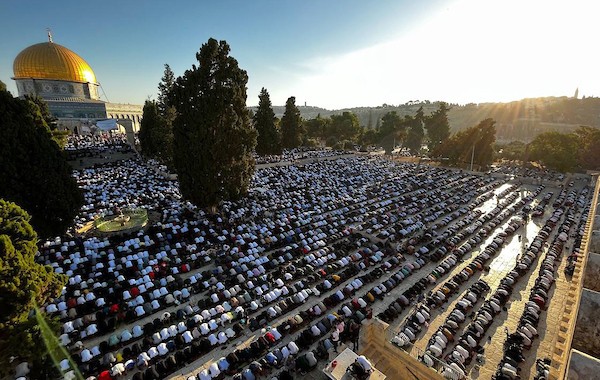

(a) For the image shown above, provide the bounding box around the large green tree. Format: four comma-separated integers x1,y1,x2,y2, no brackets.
150,64,177,166
304,114,329,141
24,94,68,149
0,199,67,377
171,38,256,210
378,111,407,152
495,140,527,161
360,127,379,146
139,100,168,159
157,64,175,116
328,112,360,142
575,126,600,170
253,88,281,155
425,102,451,151
280,96,303,149
435,118,496,169
529,131,580,172
404,106,425,154
0,89,82,237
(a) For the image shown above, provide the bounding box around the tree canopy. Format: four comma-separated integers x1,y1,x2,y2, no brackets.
24,94,68,149
404,106,425,154
303,112,363,148
0,199,67,376
280,96,303,149
171,38,256,210
375,111,407,153
253,88,281,155
304,114,329,142
157,64,175,116
495,140,526,161
574,126,600,171
434,118,496,169
140,64,178,167
425,102,451,151
0,89,82,237
529,131,580,172
329,112,360,142
139,100,172,161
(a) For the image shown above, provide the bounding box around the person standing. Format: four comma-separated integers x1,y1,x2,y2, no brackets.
349,321,361,350
331,328,340,352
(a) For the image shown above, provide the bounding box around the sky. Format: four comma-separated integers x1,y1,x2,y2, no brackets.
1,0,599,110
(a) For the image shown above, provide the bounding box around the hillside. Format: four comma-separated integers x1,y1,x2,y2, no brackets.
252,96,600,142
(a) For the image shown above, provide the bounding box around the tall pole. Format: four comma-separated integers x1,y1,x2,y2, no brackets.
470,143,475,171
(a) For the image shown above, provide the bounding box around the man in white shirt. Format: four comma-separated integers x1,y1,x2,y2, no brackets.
355,355,373,375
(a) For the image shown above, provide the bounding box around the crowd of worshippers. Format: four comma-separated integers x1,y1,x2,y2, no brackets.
13,154,554,380
489,164,566,183
387,185,591,379
254,148,347,165
65,133,134,160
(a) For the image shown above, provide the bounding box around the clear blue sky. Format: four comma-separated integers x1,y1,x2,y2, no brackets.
1,0,598,109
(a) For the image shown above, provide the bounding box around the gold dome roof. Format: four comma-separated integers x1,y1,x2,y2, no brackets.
13,42,97,83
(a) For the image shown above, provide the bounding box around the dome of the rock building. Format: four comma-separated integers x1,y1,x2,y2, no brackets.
13,42,97,84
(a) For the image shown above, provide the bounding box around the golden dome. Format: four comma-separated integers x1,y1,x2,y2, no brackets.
13,42,97,84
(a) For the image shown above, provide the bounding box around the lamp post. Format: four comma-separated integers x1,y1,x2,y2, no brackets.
470,128,482,172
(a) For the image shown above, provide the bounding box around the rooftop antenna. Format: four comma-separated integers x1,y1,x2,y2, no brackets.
46,28,53,43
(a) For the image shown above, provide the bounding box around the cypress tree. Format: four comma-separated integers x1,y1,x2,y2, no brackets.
280,96,302,149
254,87,281,155
157,64,175,116
425,102,451,151
171,38,256,210
0,199,67,376
405,106,425,154
0,89,82,237
138,100,163,158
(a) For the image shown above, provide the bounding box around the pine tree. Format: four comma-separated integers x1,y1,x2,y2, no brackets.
171,38,256,210
153,64,177,166
157,64,175,116
280,96,302,149
329,112,360,142
254,88,281,155
0,89,82,237
425,102,451,151
435,118,496,168
139,100,163,158
0,199,67,375
405,106,425,154
378,111,407,152
24,94,69,149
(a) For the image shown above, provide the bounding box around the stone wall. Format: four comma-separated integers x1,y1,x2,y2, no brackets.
572,289,600,358
358,319,444,380
567,349,600,380
583,253,600,293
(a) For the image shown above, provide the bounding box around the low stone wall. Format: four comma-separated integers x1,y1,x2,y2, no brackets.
358,319,444,380
583,252,600,293
567,349,600,380
571,289,600,358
